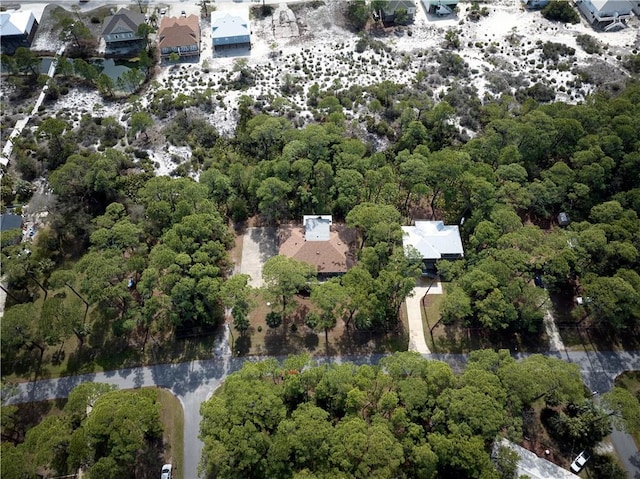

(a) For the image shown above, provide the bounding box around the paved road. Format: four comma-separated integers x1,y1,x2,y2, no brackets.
5,349,639,479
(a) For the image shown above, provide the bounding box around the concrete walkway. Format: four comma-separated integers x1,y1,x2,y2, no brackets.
406,279,442,354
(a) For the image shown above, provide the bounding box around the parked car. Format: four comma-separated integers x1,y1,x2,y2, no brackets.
159,8,167,15
180,10,186,17
534,274,544,288
570,450,590,473
161,464,172,479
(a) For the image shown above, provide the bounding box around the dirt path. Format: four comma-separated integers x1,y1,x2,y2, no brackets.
543,303,566,352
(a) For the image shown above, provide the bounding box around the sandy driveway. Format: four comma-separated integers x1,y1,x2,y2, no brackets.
239,227,278,287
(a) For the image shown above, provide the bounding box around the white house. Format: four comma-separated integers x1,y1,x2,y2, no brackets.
211,12,250,52
402,220,464,276
303,215,332,241
0,11,38,55
422,0,459,16
575,0,634,30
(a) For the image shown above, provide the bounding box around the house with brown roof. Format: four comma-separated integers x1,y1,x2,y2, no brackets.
102,8,146,55
278,215,356,278
158,14,200,60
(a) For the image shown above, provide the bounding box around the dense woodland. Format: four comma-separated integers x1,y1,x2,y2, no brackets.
2,4,640,479
2,78,640,373
198,351,640,479
1,384,165,479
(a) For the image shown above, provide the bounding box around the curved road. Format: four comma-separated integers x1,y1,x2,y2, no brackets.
5,350,640,479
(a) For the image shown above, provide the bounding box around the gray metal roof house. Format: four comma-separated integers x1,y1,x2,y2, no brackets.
102,8,146,55
380,1,417,23
575,0,634,30
0,213,24,245
402,220,464,275
211,12,250,52
0,213,23,232
493,439,581,479
422,0,459,15
0,11,39,55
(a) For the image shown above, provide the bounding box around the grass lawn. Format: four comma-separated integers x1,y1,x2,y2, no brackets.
234,289,407,357
551,290,640,353
422,285,548,354
156,387,185,479
421,292,448,352
231,226,245,272
3,320,220,383
521,400,576,471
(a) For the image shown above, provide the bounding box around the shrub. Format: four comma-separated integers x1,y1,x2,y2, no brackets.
437,51,468,77
541,0,579,23
590,454,627,479
265,312,282,329
622,54,640,73
576,34,601,54
516,82,556,103
540,41,575,62
345,0,369,31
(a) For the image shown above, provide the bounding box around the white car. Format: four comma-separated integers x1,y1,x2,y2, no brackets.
159,8,167,15
570,450,590,473
161,464,172,479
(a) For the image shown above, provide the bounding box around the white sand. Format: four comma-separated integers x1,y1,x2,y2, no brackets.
6,0,639,176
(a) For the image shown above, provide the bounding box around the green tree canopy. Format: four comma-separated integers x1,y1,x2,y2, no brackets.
262,255,317,320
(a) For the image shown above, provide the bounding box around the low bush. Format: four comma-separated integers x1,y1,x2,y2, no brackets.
622,54,640,73
540,41,575,62
541,0,579,23
516,82,556,103
576,34,601,54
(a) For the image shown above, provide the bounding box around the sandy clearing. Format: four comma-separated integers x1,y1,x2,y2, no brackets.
5,0,639,177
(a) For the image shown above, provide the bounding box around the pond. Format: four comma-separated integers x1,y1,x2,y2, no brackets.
88,58,137,81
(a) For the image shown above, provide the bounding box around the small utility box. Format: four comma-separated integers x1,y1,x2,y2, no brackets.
557,212,571,227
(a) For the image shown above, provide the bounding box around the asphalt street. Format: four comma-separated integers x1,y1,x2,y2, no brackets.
5,350,640,479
